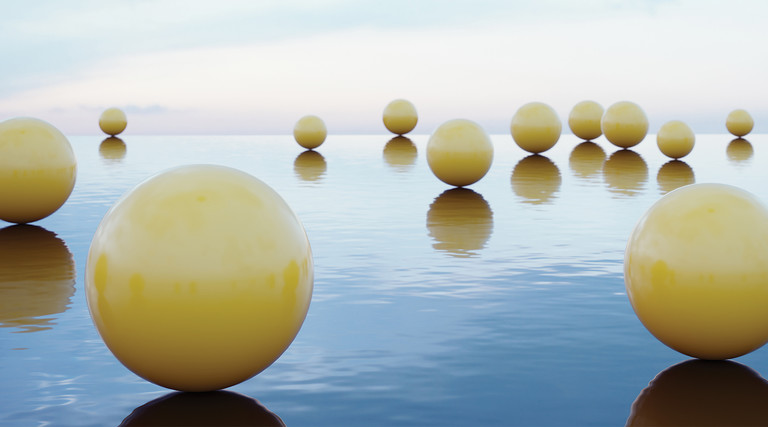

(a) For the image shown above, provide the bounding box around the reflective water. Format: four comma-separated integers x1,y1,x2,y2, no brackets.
1,133,767,426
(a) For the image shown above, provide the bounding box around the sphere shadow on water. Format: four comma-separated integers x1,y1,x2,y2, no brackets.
626,359,768,426
568,141,606,182
119,391,285,426
383,136,417,172
426,188,493,258
293,150,327,183
99,136,127,163
727,138,753,165
656,160,695,194
510,154,562,205
0,224,75,334
602,149,648,198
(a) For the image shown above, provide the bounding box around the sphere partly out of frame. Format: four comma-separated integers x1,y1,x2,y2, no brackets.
624,183,768,360
510,102,561,154
99,108,127,136
0,117,77,224
427,119,493,187
293,115,327,149
568,100,604,141
602,101,648,148
726,109,754,137
656,120,695,159
85,164,313,391
383,99,418,135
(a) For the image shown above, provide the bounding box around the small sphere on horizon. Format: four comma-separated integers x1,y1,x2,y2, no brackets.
293,115,327,149
726,109,754,137
568,100,604,141
601,101,648,148
427,119,493,187
99,107,127,136
383,99,418,135
510,102,561,154
657,120,695,159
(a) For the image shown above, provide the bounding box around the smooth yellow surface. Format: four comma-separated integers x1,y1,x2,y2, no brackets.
511,155,562,204
568,141,606,180
656,120,694,159
99,108,127,136
726,109,754,137
85,164,313,391
602,150,648,197
427,119,493,187
293,115,327,149
510,102,561,154
727,138,753,163
656,160,694,194
568,100,604,141
383,136,417,172
601,101,648,148
0,117,77,224
625,183,768,360
427,188,493,258
293,150,327,182
383,99,418,135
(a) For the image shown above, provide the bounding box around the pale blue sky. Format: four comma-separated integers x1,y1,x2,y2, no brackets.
0,0,765,135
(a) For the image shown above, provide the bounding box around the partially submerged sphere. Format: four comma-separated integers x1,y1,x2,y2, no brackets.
625,183,768,360
99,108,127,136
568,100,604,141
510,102,561,154
0,117,77,223
427,119,494,187
656,120,695,159
85,164,313,391
293,115,327,149
726,109,754,137
601,101,648,148
383,99,418,135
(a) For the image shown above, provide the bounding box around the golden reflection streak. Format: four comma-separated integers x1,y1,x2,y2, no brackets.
656,160,695,194
293,150,327,182
569,141,606,180
602,149,648,197
99,136,127,163
427,188,493,258
511,154,562,205
383,136,417,172
727,137,753,164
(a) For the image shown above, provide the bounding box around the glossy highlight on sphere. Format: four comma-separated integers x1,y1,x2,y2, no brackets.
726,109,754,137
601,101,648,148
568,100,604,141
293,115,327,149
510,102,561,154
99,108,127,136
0,117,77,224
656,120,694,159
383,99,418,135
85,165,313,391
624,184,768,360
427,119,493,187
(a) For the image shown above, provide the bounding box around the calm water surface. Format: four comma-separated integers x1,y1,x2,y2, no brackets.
1,133,767,426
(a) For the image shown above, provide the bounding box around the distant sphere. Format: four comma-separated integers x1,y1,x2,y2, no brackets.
99,108,127,136
427,119,493,187
726,109,754,137
568,100,604,141
601,101,648,148
510,102,561,154
383,99,418,135
656,120,695,159
293,115,327,149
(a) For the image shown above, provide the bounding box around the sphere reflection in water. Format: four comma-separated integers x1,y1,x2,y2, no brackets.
427,188,493,258
119,391,285,426
626,359,768,426
293,150,327,182
568,141,606,181
99,136,127,163
602,150,648,197
383,136,417,172
656,160,695,194
511,154,562,204
727,138,753,164
0,225,75,333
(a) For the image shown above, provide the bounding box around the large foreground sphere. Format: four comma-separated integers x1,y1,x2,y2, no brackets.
293,115,327,149
625,183,768,360
0,117,77,223
510,102,561,154
85,164,313,391
601,101,648,148
427,119,493,187
726,109,754,137
568,100,604,141
383,99,418,135
656,120,695,159
99,108,127,136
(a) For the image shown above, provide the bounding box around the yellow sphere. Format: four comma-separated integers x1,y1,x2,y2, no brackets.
568,100,604,141
85,164,313,391
601,101,648,148
99,107,127,136
510,102,561,154
427,119,493,187
726,109,754,137
625,183,768,360
0,117,77,224
656,120,695,159
383,99,418,135
293,115,327,149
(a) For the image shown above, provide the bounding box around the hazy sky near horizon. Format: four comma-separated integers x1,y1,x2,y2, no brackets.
1,0,765,135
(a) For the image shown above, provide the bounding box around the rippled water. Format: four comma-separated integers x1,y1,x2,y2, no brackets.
1,133,767,426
